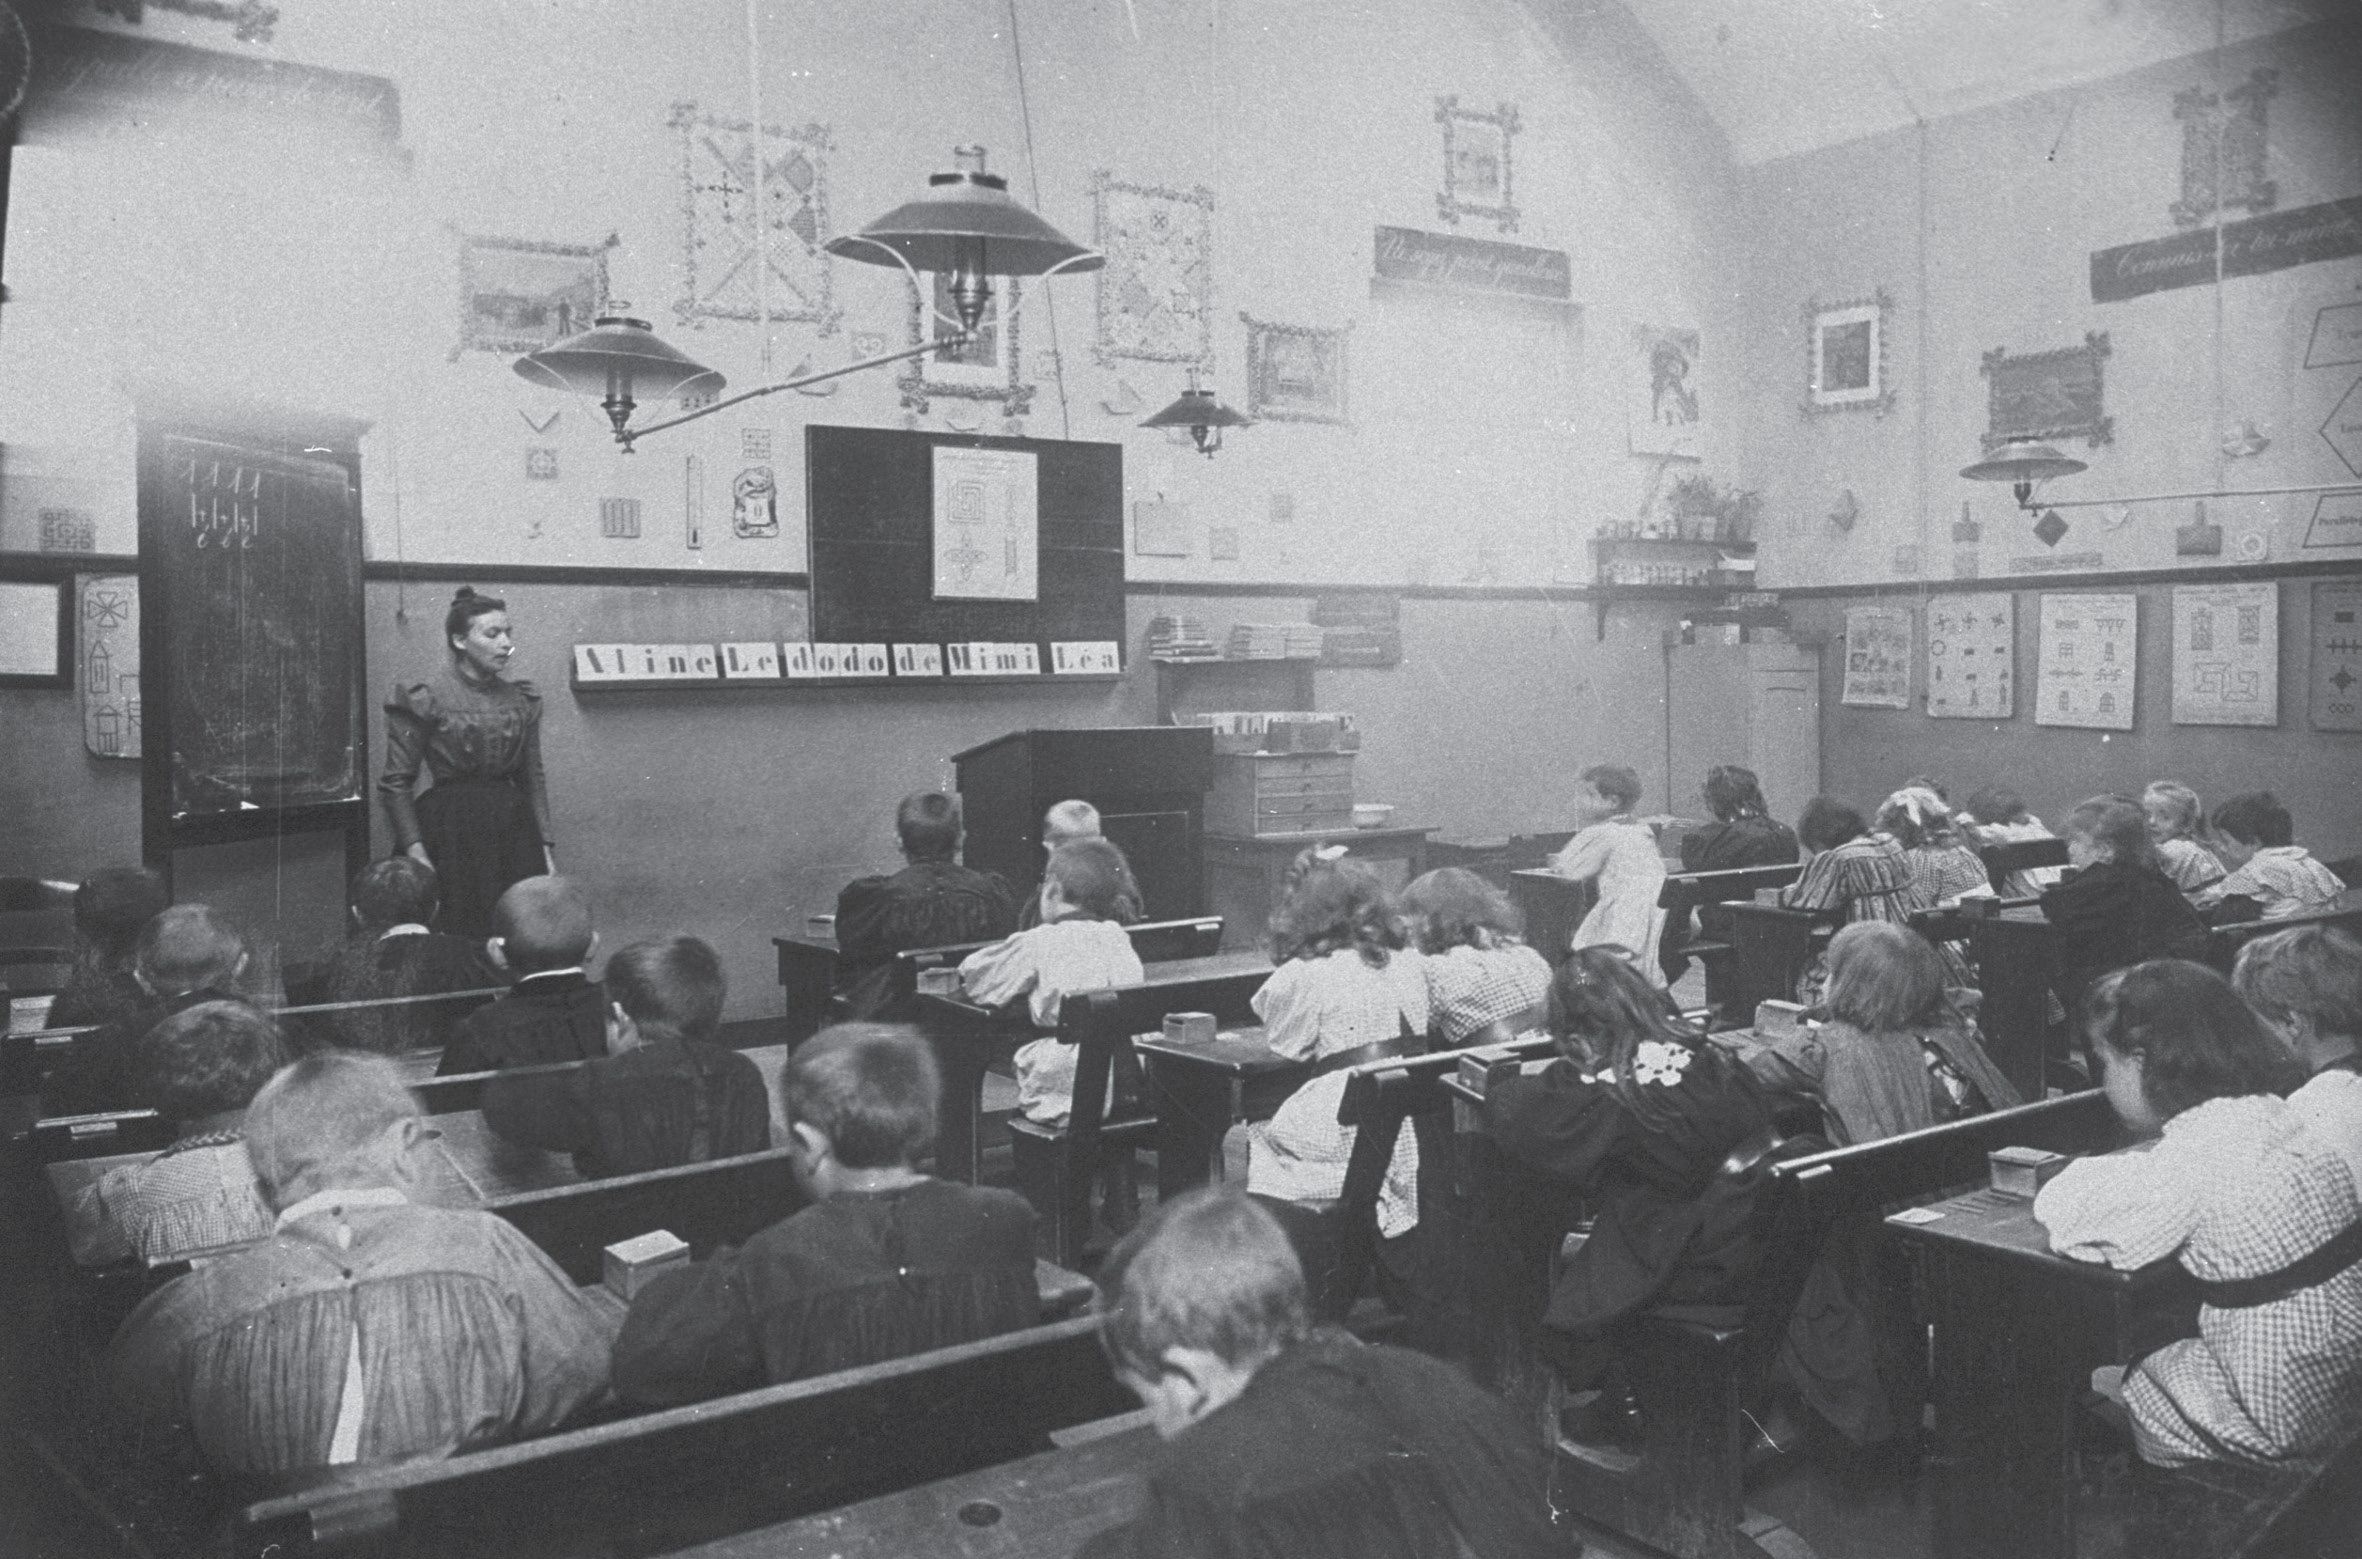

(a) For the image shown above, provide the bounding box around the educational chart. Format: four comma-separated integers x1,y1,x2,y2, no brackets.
1925,591,2014,718
930,445,1039,602
2171,582,2279,727
2312,578,2362,731
2035,592,2137,730
80,574,141,759
1840,606,1913,708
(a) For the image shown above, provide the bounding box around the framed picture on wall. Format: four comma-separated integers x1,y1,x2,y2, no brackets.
899,274,1034,420
453,233,615,358
0,579,72,688
1804,291,1894,416
1240,314,1350,425
1982,332,2114,450
1435,96,1520,233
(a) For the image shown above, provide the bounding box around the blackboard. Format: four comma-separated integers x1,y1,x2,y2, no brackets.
144,434,366,819
806,426,1125,651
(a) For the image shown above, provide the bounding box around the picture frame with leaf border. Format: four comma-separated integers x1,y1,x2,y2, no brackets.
1240,314,1351,426
899,274,1033,420
1981,332,2114,450
1804,291,1894,416
453,233,615,360
1435,96,1520,233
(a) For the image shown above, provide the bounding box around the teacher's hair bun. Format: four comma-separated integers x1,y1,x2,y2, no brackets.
453,586,479,603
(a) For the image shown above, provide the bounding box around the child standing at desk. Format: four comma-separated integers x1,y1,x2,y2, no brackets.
963,838,1145,1126
1551,764,1668,982
2036,960,2362,1468
2198,792,2347,924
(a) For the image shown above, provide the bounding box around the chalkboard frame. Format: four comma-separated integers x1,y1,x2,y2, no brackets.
805,425,1126,657
134,393,372,884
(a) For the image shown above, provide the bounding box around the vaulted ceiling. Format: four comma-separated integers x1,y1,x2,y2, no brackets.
1615,0,2344,165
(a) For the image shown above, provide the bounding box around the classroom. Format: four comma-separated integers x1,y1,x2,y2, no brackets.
0,0,2358,1554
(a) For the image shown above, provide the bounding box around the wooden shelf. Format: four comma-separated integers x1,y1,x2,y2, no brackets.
571,674,1125,694
1153,657,1319,724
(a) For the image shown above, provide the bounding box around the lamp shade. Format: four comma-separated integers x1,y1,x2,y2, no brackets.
1141,388,1250,432
1959,440,2087,485
513,317,725,403
824,147,1101,279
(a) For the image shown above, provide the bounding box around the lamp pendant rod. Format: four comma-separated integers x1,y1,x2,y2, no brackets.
617,334,969,449
746,0,771,377
2029,480,2362,512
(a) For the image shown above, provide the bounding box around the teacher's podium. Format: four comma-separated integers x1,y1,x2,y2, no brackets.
955,728,1214,920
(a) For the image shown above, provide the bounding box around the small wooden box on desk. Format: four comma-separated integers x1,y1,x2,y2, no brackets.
1204,752,1357,837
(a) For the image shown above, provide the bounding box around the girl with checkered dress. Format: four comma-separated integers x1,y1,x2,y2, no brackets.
2037,960,2362,1467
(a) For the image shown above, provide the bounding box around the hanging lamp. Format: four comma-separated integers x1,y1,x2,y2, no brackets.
1141,369,1250,457
516,147,1101,451
1958,440,2088,511
824,146,1102,334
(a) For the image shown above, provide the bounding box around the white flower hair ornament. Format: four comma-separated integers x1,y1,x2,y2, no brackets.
1631,1040,1693,1087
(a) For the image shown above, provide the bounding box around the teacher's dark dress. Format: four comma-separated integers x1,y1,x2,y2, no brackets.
378,667,552,939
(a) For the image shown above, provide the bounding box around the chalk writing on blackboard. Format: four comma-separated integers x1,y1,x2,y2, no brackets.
157,437,363,818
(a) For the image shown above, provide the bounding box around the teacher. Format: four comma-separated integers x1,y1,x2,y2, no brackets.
378,587,555,939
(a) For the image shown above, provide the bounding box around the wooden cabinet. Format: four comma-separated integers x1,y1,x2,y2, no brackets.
953,728,1214,919
1205,753,1356,837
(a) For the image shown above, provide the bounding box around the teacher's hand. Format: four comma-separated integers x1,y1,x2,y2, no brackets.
406,842,433,869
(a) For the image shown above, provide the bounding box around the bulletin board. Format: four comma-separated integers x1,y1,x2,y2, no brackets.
805,426,1125,653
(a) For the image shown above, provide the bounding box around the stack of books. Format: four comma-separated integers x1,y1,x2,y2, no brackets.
1146,616,1221,661
1225,623,1324,659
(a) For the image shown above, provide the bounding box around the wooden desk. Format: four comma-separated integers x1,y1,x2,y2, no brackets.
1134,1026,1305,1197
773,932,840,1047
1886,1182,2189,1559
916,955,1272,1185
1203,826,1434,951
1721,901,1836,1017
1507,869,1594,960
1966,907,2056,1098
668,1424,1155,1559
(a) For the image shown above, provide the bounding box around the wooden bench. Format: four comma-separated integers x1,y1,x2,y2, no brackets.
29,1108,177,1163
1508,869,1594,960
230,1314,1137,1559
1720,901,1839,1019
1009,969,1271,1265
1320,1038,1555,1326
1976,836,2068,893
1657,864,1805,1021
480,1146,806,1285
889,916,1226,1021
1448,1070,2118,1559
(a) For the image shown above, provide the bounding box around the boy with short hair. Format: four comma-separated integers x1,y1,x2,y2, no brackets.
437,876,605,1075
833,792,1019,1020
482,935,768,1178
47,904,248,1117
2198,792,2346,923
611,1023,1038,1406
1078,1190,1555,1559
322,857,502,1055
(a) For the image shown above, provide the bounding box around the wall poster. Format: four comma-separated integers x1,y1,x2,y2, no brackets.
2171,582,2279,726
2311,578,2362,731
930,445,1038,602
1925,591,2014,718
80,574,140,758
2035,592,2137,730
1841,606,1913,709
